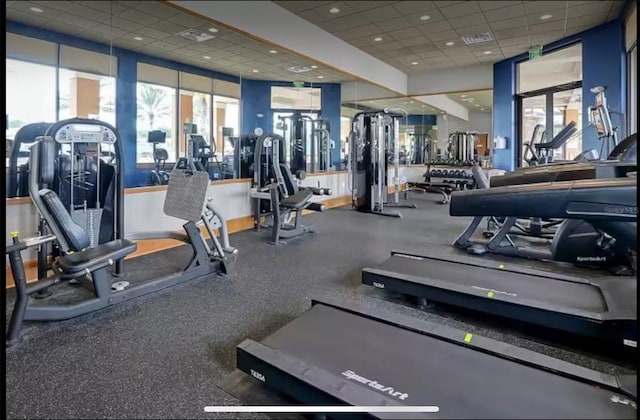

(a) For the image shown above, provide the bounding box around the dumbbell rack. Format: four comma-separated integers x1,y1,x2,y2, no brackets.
408,162,476,205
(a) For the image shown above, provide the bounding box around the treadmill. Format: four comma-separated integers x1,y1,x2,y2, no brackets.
361,178,637,349
236,299,637,419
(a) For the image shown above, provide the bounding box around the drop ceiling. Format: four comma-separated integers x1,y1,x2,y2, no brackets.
274,1,625,73
5,0,353,83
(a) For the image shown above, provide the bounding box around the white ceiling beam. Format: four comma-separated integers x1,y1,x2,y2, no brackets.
407,64,493,96
413,95,470,121
169,1,408,94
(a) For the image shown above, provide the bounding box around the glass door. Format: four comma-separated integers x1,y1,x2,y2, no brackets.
520,94,546,167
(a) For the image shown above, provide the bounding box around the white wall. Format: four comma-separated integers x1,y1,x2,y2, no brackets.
408,64,493,95
468,111,493,140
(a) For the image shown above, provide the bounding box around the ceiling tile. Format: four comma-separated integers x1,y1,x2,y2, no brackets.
418,50,446,59
416,20,453,34
55,13,102,29
108,18,145,33
5,10,49,27
492,27,529,40
136,26,174,40
310,2,357,19
478,1,523,11
361,5,402,22
391,1,437,15
528,20,566,35
448,15,488,29
81,1,129,15
91,24,129,38
455,23,493,37
67,4,119,23
483,4,525,21
321,14,371,31
498,36,531,47
10,1,64,17
167,11,210,28
344,24,381,39
388,27,422,41
565,14,604,29
488,16,527,30
438,1,481,19
148,39,183,52
342,1,393,12
29,1,76,11
41,20,88,36
134,2,181,19
296,9,332,24
399,36,430,47
427,30,459,42
410,44,439,54
151,20,189,35
523,1,567,15
375,16,413,32
567,2,612,18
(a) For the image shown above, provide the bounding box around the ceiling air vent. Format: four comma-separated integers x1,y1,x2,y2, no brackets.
461,33,494,45
176,29,215,43
287,66,312,74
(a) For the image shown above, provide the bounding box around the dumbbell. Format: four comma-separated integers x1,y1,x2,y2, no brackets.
430,169,437,177
441,169,449,176
433,169,442,176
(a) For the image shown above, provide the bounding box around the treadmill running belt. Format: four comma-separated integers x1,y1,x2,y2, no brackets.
372,254,606,312
250,303,635,419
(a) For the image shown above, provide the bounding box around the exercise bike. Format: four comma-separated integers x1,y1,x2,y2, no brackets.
148,130,170,186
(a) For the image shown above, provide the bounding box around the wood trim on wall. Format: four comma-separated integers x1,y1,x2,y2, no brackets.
5,194,353,288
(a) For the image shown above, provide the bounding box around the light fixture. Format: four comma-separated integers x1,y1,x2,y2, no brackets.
409,101,414,104
317,75,324,79
329,7,340,13
134,36,144,41
252,69,259,73
461,94,467,98
445,41,454,46
474,104,479,107
540,14,552,20
374,36,383,42
480,108,485,111
411,61,419,65
203,55,211,59
269,50,277,54
208,27,219,33
483,51,492,55
30,7,44,13
310,65,318,69
420,15,430,21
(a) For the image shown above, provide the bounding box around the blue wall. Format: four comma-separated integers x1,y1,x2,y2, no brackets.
492,20,626,171
241,79,342,168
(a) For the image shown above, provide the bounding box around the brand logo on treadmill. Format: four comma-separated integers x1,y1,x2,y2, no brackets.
341,370,408,401
576,256,606,262
604,206,638,215
610,395,637,409
372,282,385,289
250,369,265,382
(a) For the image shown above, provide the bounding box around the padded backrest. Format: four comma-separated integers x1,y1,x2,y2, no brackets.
279,164,298,195
574,148,599,162
39,137,57,185
39,189,91,252
471,163,490,189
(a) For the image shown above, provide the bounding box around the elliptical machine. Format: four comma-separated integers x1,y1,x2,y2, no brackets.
148,130,170,186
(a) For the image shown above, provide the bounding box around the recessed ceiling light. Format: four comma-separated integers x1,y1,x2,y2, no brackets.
374,37,383,42
411,61,419,65
329,7,340,13
445,41,455,46
474,104,479,107
540,14,552,20
480,108,485,111
209,27,219,33
269,50,277,54
252,69,259,73
461,94,466,98
483,51,492,55
420,15,430,21
203,55,211,59
30,7,44,13
134,36,144,41
310,65,318,69
317,75,324,79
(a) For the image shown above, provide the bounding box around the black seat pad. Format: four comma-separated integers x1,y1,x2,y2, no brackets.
40,189,91,251
281,190,312,209
59,239,137,274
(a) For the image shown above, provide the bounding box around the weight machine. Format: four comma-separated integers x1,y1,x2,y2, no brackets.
348,108,416,218
277,113,335,174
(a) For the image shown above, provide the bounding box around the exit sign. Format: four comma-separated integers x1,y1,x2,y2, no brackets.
293,81,304,88
529,46,543,60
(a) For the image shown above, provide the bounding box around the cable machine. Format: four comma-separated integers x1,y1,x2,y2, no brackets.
277,113,335,174
348,108,416,218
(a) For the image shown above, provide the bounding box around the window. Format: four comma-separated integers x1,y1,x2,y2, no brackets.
517,44,582,94
136,82,177,164
58,69,116,126
6,59,57,167
628,44,637,134
271,86,322,110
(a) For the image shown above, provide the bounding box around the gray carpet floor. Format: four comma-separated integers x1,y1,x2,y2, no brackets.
5,194,635,419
